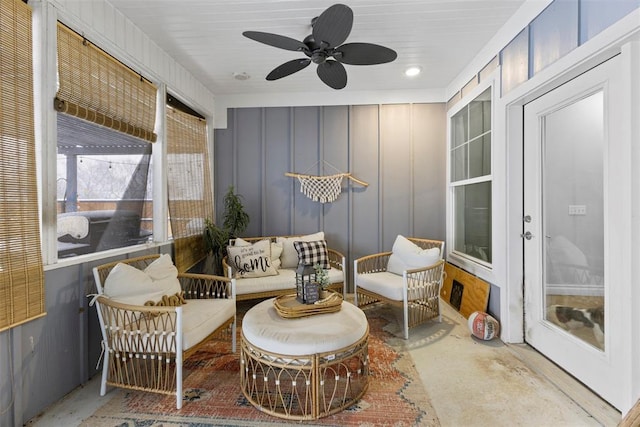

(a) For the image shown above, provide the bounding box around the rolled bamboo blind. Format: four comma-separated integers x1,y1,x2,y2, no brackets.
0,0,46,331
55,23,158,142
166,106,212,272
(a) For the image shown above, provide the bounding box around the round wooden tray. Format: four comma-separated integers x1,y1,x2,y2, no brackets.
273,291,343,319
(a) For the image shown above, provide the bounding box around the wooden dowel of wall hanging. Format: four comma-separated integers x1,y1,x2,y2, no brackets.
284,171,369,187
345,174,369,187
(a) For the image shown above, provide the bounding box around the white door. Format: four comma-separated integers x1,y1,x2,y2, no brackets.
523,56,626,409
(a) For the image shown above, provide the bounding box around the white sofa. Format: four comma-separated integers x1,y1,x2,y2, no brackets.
223,233,346,301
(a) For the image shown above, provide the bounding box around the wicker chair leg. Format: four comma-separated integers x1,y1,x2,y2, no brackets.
232,316,237,353
100,347,109,396
403,298,410,340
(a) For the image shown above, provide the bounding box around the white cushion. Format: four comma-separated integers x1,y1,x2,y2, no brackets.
357,271,406,301
234,238,283,270
234,267,342,295
110,299,235,352
103,256,181,305
227,239,278,278
181,299,235,350
277,232,325,268
387,235,440,276
270,242,283,269
242,298,367,355
357,271,439,301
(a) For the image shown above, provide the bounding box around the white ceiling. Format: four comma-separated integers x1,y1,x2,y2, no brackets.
106,0,527,101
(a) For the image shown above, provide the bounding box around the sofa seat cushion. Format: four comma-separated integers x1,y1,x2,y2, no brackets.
235,267,343,295
182,299,235,350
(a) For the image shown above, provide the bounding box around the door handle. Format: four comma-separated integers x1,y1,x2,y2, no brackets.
520,231,533,240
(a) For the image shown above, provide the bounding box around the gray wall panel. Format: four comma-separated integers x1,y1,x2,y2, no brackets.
350,105,381,262
292,107,322,234
322,106,350,257
412,103,447,241
264,107,292,236
235,108,264,237
380,104,413,249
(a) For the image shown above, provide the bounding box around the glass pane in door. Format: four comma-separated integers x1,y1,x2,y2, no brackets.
543,91,605,350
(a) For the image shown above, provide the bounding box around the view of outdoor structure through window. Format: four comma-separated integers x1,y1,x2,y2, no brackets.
450,87,492,264
56,114,153,258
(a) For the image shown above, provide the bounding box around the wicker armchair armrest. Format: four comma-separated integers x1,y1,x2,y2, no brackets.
354,251,392,274
405,259,446,297
95,295,180,353
221,256,233,278
178,273,235,300
328,248,345,271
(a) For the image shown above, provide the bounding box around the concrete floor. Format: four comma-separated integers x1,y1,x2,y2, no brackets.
27,301,621,426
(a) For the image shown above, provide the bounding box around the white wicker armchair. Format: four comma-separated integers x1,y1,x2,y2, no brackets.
92,254,236,409
354,238,445,340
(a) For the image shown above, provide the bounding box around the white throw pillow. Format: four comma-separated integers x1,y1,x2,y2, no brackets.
270,242,283,269
144,253,178,281
233,238,283,270
104,255,182,305
386,235,441,276
277,232,325,268
227,239,278,278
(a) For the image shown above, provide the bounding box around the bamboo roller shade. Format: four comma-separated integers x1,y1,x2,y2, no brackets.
55,22,158,142
0,0,46,332
166,106,212,272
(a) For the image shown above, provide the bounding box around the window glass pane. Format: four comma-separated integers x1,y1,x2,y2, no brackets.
530,0,578,75
500,27,529,95
580,0,639,44
469,87,491,139
454,182,492,263
451,145,468,182
56,114,153,258
469,134,491,178
451,107,468,148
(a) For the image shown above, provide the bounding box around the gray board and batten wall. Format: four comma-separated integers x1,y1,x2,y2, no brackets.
214,103,447,290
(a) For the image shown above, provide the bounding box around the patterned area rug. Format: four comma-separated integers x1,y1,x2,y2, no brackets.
81,303,439,426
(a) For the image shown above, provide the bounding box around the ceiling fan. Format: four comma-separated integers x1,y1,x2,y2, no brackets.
242,4,397,90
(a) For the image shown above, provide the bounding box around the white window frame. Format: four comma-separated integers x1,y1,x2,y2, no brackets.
446,80,496,278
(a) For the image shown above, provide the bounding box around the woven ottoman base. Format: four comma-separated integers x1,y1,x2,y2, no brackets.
240,298,369,420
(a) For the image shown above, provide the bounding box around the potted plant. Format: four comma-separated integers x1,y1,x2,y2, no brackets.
203,185,250,275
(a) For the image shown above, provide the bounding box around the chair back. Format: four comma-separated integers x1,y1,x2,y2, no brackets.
407,238,445,256
93,254,161,294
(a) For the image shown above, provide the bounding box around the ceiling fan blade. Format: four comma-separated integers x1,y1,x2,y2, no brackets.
317,60,347,90
266,59,311,80
243,31,308,52
333,43,398,65
312,4,353,48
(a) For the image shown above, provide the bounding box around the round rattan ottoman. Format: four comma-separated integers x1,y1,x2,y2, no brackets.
240,297,369,420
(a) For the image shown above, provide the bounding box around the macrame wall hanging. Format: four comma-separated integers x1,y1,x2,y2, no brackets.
285,161,368,203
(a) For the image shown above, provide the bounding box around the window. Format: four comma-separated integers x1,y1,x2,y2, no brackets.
450,87,492,264
53,23,157,260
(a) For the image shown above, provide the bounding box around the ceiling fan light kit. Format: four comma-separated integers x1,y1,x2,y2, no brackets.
243,4,397,90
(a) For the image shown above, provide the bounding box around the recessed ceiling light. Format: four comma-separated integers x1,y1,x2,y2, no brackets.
233,72,250,81
405,66,422,77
